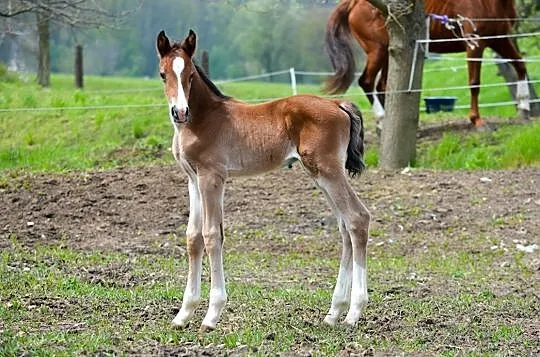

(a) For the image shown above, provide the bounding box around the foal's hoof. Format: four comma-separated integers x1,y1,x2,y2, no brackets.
171,314,191,329
199,324,216,333
171,319,189,329
323,315,338,327
343,310,362,328
343,318,358,328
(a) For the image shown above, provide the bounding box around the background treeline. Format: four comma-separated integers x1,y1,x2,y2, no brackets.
1,0,537,81
1,0,340,80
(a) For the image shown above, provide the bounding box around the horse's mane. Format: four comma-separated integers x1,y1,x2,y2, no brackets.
194,63,230,101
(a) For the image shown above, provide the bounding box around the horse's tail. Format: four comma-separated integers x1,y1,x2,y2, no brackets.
339,102,365,177
324,0,357,94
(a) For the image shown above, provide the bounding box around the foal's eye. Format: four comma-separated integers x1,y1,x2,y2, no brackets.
159,72,166,82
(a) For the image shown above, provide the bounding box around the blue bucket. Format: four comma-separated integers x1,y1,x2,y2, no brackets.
424,96,457,113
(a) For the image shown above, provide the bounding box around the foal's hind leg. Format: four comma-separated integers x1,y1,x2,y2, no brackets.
314,181,353,325
323,217,353,326
316,174,370,327
173,176,204,327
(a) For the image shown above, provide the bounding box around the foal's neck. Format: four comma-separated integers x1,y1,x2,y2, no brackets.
188,69,228,119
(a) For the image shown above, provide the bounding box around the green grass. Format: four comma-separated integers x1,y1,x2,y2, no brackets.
1,234,537,355
415,122,540,169
0,50,539,173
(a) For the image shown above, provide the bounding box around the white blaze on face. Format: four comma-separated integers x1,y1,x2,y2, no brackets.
171,57,188,114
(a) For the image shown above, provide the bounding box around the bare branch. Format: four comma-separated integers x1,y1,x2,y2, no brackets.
366,0,416,31
385,1,414,31
366,0,389,16
0,8,34,17
0,0,142,28
0,0,36,17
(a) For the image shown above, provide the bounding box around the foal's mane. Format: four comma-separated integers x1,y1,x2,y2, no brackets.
194,63,231,101
170,41,230,101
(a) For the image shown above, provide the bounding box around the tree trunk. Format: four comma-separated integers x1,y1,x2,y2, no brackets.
37,11,50,87
378,0,426,169
495,55,540,117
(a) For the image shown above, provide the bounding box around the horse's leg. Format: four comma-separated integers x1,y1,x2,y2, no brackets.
318,189,353,326
467,45,487,127
172,176,204,327
198,172,227,331
315,173,370,327
359,47,387,121
375,60,389,108
488,38,530,120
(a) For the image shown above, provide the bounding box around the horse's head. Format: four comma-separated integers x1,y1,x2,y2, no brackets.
157,30,197,125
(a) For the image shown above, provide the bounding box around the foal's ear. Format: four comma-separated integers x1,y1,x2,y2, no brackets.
181,29,197,57
157,30,172,58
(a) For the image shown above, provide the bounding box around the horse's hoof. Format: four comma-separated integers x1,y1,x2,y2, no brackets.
518,109,530,122
474,122,495,132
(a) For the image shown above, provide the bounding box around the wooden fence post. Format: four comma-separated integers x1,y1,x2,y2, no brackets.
75,44,83,89
201,50,209,77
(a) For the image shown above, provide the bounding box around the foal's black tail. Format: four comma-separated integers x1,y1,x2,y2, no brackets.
339,102,365,177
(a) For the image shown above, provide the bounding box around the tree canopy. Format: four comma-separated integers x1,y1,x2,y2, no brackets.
1,0,538,81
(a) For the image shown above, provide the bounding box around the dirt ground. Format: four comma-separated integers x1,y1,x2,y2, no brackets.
1,164,539,354
2,164,539,254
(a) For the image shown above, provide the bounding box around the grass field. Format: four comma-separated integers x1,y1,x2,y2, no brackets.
1,50,539,172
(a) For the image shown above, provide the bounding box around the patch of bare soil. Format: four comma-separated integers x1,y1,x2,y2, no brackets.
2,165,538,255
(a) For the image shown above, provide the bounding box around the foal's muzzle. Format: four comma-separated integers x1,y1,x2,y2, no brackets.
171,105,189,124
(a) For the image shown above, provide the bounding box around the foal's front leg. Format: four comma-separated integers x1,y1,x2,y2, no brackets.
199,173,227,330
172,177,204,327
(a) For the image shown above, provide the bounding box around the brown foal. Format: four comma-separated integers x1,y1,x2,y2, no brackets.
157,30,370,330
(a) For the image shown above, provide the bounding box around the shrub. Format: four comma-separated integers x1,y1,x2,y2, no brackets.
0,62,19,83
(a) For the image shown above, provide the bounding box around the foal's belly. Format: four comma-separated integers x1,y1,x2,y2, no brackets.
225,144,299,177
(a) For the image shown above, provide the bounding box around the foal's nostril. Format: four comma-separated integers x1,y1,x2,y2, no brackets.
171,106,179,120
185,107,189,118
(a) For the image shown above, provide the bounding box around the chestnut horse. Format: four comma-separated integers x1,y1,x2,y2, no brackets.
325,0,531,127
157,30,370,330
